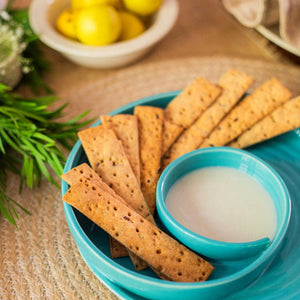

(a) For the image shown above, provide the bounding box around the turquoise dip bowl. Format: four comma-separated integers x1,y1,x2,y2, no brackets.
156,147,291,261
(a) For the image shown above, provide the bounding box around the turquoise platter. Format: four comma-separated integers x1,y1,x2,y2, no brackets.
61,91,300,300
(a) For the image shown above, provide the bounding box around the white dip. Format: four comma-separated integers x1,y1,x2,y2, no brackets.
165,166,277,243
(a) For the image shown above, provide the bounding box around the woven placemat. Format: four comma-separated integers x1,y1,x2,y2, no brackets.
1,56,300,300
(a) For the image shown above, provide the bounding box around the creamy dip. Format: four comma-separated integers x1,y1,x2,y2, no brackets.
165,166,277,243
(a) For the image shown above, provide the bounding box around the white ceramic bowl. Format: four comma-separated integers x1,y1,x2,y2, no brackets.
29,0,179,69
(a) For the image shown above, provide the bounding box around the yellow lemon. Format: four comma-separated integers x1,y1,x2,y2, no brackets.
123,0,162,16
119,11,145,41
71,0,121,9
56,8,78,40
74,5,121,46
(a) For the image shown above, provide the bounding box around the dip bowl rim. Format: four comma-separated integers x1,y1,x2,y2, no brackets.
156,147,291,261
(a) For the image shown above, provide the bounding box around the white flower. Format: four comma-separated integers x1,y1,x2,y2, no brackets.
0,5,35,83
0,9,10,20
22,65,31,74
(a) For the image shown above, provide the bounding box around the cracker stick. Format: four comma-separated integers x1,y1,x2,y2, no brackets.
134,106,164,215
161,120,183,155
78,125,153,222
101,114,141,185
62,163,127,258
62,164,140,265
199,78,292,148
162,69,254,167
62,163,125,201
63,180,214,282
229,96,300,148
63,165,173,277
162,77,222,155
78,126,156,270
109,237,129,258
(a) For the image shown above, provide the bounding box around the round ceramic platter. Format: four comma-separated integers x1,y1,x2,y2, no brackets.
62,91,300,300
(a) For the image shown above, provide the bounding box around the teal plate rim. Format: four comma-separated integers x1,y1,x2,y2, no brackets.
61,91,300,300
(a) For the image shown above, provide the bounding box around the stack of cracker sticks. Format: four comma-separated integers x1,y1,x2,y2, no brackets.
62,68,300,282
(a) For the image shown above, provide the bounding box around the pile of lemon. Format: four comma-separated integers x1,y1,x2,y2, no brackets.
56,0,162,46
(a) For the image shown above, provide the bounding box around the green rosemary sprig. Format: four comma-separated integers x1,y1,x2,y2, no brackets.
0,84,92,226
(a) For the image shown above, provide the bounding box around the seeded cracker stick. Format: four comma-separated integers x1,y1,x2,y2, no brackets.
63,165,148,270
78,126,153,221
101,114,141,185
199,78,292,148
63,179,215,282
62,163,128,258
63,164,173,279
162,121,183,155
162,69,254,167
78,125,155,270
229,96,300,148
134,106,164,215
162,77,222,155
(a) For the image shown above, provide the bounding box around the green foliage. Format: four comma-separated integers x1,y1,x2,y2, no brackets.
0,84,92,226
0,3,92,226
